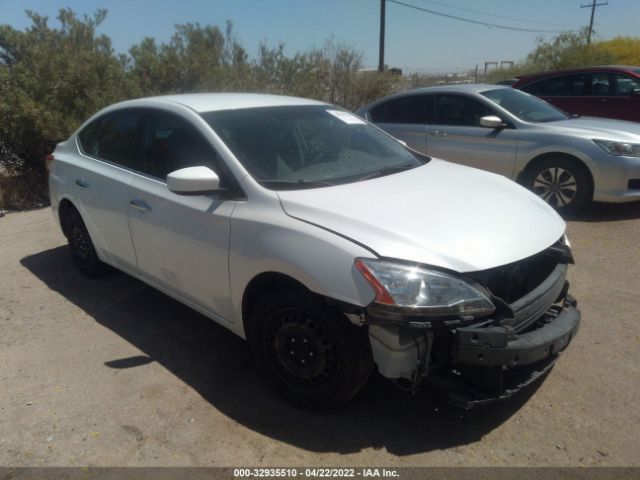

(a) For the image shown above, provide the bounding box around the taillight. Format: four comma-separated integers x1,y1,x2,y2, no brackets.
45,153,54,173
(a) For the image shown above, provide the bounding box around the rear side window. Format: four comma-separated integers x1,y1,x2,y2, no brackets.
521,80,546,95
78,119,100,156
542,74,588,96
435,94,494,126
78,110,144,171
143,110,224,182
370,95,434,124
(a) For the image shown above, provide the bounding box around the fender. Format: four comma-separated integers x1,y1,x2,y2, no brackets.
228,199,376,338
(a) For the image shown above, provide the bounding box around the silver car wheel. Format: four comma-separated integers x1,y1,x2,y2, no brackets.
533,167,577,207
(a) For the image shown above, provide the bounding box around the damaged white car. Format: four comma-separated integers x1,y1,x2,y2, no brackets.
49,93,580,408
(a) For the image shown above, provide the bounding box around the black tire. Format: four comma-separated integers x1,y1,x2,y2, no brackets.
248,290,373,408
64,211,112,278
523,157,592,214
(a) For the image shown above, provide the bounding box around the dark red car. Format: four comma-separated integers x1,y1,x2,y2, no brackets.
512,65,640,122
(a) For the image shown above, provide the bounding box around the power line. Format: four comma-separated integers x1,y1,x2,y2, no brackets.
386,0,573,34
417,0,580,28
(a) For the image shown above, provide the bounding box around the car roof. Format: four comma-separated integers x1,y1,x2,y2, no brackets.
361,84,507,108
515,65,640,83
402,83,506,94
112,93,329,113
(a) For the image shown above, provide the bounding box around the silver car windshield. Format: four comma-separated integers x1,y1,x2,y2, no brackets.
201,105,425,190
482,88,568,123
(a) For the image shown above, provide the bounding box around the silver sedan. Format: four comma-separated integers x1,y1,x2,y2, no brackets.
357,84,640,212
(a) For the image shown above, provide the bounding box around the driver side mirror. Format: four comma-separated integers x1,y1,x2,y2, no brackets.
479,115,507,129
630,88,640,97
167,166,220,195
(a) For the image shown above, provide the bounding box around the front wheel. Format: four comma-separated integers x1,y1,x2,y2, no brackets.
248,290,373,408
523,157,591,214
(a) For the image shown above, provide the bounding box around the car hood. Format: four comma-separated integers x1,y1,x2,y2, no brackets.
542,117,640,141
277,159,565,273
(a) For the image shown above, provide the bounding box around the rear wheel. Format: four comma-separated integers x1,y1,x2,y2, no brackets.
64,212,112,277
248,290,373,408
524,157,591,214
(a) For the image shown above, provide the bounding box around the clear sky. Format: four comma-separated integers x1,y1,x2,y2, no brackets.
1,0,638,72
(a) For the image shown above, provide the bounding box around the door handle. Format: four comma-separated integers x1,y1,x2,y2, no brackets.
75,179,89,189
429,131,447,137
130,200,152,213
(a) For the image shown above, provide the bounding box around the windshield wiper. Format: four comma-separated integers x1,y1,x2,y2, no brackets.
259,179,335,190
358,162,418,181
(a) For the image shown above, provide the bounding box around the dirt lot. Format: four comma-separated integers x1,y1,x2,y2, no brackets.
0,204,639,467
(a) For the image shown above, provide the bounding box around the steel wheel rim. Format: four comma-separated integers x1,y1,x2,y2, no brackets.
71,226,91,260
533,167,577,207
265,308,338,393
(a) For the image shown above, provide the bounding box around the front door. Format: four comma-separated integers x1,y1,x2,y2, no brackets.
127,109,237,322
426,94,518,178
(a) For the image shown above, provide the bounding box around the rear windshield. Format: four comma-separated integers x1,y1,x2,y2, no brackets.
201,105,424,189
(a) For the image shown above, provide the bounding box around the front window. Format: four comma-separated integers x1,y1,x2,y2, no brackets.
614,74,640,95
435,94,495,126
201,106,425,189
482,88,568,123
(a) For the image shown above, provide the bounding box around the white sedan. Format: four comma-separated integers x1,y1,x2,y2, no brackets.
48,93,580,408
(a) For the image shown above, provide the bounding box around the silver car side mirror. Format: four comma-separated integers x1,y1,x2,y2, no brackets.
479,115,506,129
167,166,220,194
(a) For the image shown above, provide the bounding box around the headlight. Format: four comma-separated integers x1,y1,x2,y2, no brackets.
355,258,495,317
593,139,640,158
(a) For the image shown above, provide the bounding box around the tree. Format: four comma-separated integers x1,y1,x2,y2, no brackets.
524,28,614,72
593,37,640,66
129,21,250,95
0,8,136,181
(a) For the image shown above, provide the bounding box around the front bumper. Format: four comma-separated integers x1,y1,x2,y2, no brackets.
590,152,640,203
365,260,581,408
453,298,580,367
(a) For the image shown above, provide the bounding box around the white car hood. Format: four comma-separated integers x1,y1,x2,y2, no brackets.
277,159,565,273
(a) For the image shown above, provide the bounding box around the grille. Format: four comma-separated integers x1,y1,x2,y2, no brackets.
467,240,570,304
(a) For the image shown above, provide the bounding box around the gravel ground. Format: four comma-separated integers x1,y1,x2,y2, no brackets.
0,204,639,467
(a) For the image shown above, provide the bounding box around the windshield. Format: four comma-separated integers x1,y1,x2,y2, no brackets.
481,88,568,123
201,105,425,189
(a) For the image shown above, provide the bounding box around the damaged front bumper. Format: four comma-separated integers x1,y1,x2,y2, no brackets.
365,262,581,408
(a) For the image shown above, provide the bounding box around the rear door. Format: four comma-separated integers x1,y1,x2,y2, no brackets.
534,73,590,116
74,109,143,271
126,108,238,321
425,93,517,177
366,95,433,153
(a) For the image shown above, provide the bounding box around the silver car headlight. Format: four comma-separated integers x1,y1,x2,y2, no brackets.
593,139,640,158
355,258,495,317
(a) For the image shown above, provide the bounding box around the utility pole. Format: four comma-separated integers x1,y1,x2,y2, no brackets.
378,0,386,72
581,0,608,45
